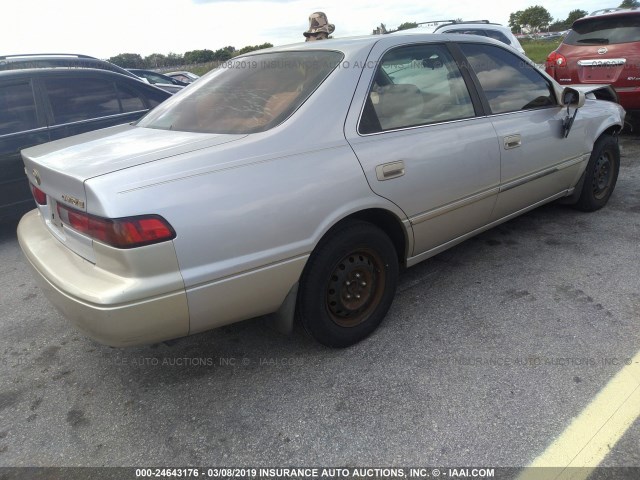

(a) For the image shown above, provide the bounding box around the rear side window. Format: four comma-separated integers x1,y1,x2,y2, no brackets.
484,30,512,46
445,28,487,37
359,44,476,133
565,15,640,45
0,81,38,135
44,77,121,125
116,84,147,112
460,44,555,114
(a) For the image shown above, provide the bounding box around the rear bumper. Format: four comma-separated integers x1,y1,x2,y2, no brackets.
17,209,190,347
616,89,640,112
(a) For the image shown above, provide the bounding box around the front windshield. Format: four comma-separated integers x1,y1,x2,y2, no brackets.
137,50,343,134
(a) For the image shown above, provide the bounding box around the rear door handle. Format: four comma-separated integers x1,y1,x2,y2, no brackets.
504,134,522,150
376,161,405,181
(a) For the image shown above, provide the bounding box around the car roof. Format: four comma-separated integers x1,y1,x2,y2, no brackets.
0,66,124,78
0,53,99,62
573,7,640,25
587,7,640,17
0,54,138,79
0,67,171,90
240,33,517,58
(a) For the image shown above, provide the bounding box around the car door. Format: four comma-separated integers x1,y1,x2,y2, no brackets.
345,42,501,258
0,76,49,219
456,43,588,220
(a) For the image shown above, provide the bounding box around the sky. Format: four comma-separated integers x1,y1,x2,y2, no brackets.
2,0,613,60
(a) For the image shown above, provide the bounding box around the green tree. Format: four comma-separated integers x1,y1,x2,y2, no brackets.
397,22,418,31
549,9,588,31
549,20,567,31
213,48,233,61
108,53,144,68
145,53,166,68
519,5,553,32
165,52,184,67
509,11,524,33
184,49,215,64
619,0,639,7
235,43,274,56
566,9,588,24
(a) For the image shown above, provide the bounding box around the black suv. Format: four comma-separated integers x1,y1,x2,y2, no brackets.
0,68,171,222
0,53,139,79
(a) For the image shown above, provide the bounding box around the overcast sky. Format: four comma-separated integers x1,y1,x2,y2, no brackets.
3,0,611,60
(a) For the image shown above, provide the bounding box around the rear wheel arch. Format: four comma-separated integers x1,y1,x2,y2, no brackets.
318,208,411,266
296,218,401,347
289,209,411,347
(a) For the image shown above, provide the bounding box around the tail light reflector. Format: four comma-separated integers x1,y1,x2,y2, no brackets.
546,51,567,73
30,184,47,206
56,203,176,249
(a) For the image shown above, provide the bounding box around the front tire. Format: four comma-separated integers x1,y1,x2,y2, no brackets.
574,135,620,212
297,221,399,348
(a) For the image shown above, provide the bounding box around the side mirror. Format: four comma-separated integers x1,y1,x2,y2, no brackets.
560,87,585,138
560,87,585,108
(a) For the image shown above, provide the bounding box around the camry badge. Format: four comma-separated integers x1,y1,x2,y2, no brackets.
32,169,41,186
61,194,85,209
598,47,608,55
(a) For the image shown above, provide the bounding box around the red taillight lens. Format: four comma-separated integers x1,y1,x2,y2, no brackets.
30,184,47,205
56,203,175,249
546,51,567,71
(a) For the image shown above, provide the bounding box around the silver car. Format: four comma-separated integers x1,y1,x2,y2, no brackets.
17,34,625,348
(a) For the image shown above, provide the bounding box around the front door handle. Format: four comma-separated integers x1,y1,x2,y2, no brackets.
376,161,405,181
504,134,522,150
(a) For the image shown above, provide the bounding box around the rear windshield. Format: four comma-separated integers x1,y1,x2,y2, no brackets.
137,50,343,134
564,15,640,45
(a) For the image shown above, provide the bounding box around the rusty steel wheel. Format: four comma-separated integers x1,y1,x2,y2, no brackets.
326,248,386,328
297,221,399,347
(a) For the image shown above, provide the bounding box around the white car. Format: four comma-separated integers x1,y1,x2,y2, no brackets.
394,21,526,55
18,34,624,348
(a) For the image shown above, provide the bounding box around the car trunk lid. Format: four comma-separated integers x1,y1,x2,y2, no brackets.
21,124,245,262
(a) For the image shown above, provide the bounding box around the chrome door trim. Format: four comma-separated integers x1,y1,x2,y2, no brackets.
409,186,500,225
499,153,589,193
407,189,571,267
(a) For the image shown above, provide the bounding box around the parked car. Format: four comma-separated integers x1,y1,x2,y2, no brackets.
18,34,624,348
0,68,171,222
165,71,200,84
545,8,640,114
0,53,140,80
392,20,526,54
128,69,187,93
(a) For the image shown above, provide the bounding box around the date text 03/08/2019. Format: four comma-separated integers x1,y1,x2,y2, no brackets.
134,467,496,478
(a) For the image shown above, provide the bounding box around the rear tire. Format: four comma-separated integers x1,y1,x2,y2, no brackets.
297,221,399,348
574,135,619,212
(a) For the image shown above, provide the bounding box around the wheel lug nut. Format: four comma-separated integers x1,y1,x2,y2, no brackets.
345,281,351,286
355,294,361,299
355,273,361,278
361,281,367,286
346,294,352,299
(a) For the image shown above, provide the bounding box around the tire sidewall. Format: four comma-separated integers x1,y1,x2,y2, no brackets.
298,221,399,347
578,135,620,211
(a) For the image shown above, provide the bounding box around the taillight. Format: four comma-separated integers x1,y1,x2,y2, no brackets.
30,184,47,205
546,51,567,72
56,203,176,249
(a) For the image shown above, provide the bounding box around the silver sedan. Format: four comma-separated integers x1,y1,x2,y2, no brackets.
17,34,625,347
